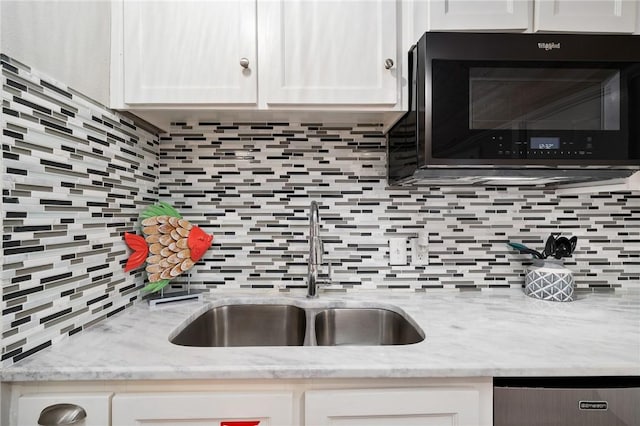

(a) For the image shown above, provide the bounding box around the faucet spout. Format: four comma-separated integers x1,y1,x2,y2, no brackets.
307,201,328,298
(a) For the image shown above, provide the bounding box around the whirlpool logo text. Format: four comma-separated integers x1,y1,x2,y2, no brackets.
538,42,561,51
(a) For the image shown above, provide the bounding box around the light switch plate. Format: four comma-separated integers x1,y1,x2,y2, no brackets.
389,238,407,266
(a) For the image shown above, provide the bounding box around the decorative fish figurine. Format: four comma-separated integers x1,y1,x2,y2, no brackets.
123,202,213,293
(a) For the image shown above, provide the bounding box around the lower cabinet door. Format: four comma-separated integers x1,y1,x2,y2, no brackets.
305,388,480,426
17,392,112,426
112,392,293,426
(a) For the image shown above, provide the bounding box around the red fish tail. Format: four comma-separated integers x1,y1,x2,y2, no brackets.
124,232,148,272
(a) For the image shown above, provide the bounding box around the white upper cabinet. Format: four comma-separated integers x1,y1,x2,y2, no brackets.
419,0,638,33
534,0,637,33
114,0,399,109
122,0,257,104
259,0,399,105
427,0,530,31
113,0,638,113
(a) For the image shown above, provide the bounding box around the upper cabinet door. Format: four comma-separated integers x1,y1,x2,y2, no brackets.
428,0,530,31
260,0,398,105
123,0,257,104
534,0,637,33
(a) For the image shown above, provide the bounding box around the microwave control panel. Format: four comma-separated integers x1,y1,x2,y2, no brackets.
494,136,594,159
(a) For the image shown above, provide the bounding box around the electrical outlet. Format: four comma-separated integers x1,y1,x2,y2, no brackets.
411,238,429,265
389,238,407,266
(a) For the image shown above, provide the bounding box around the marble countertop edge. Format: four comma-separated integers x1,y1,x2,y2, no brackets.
4,365,639,382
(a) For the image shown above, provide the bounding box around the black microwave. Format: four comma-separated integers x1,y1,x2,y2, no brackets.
388,32,640,186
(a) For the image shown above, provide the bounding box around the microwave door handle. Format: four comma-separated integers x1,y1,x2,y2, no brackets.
408,44,417,111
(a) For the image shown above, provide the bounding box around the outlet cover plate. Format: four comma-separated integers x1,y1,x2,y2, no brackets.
411,239,429,266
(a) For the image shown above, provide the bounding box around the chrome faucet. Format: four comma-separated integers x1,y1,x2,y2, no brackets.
307,201,331,298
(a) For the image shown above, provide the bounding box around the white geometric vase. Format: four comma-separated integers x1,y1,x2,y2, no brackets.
524,260,575,302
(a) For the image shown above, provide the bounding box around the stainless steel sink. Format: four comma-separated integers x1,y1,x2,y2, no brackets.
170,303,424,347
314,308,424,346
170,304,307,347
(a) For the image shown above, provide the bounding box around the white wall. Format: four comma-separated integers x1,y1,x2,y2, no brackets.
1,0,111,106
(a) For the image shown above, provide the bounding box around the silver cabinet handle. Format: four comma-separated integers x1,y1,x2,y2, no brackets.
384,58,394,69
240,58,250,69
38,403,87,425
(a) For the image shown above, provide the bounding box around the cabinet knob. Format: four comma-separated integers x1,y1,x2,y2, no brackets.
384,58,394,70
240,58,250,69
38,403,87,425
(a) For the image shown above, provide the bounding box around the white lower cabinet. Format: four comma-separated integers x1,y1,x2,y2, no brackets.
17,392,112,426
305,388,481,426
7,378,492,426
111,392,293,425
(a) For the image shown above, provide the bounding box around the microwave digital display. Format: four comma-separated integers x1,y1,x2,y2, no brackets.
530,137,560,150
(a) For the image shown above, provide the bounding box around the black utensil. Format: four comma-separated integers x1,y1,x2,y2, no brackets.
568,236,578,255
543,235,556,259
507,242,544,259
553,237,572,259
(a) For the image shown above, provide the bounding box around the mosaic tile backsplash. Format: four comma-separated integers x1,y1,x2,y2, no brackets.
1,55,158,366
2,54,639,367
160,123,640,293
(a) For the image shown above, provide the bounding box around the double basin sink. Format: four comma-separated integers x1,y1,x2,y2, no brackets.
169,302,425,347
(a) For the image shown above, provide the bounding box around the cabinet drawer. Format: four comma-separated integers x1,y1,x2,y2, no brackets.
305,388,481,425
112,392,293,425
17,392,112,426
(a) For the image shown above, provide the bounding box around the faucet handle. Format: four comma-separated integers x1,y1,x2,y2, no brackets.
318,260,333,286
312,237,324,264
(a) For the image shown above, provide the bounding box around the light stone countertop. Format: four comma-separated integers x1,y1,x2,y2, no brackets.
2,289,639,382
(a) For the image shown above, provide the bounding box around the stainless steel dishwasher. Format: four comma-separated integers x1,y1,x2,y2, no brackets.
494,377,640,426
